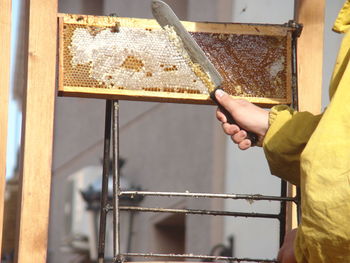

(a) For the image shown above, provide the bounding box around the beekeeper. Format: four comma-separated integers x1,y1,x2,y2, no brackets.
214,1,350,262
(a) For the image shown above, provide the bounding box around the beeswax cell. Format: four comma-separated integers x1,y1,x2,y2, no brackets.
59,14,294,105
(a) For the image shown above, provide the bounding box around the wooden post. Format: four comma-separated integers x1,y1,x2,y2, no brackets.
0,0,12,258
285,0,325,232
14,0,58,262
295,0,325,114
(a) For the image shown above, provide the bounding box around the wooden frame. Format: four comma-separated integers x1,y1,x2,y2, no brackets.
58,14,295,107
14,0,58,262
295,0,325,114
285,0,325,233
0,0,12,259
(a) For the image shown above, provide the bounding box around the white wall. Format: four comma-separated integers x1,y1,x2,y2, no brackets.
187,0,232,22
231,0,294,24
224,0,344,261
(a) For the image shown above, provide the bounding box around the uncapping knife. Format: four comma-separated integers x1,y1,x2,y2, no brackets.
151,0,258,145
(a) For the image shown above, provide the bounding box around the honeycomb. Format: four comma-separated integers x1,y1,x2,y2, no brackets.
60,15,291,102
191,32,288,98
63,23,211,94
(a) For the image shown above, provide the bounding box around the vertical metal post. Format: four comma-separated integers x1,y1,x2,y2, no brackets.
290,21,302,226
98,100,113,263
112,101,121,262
296,187,301,224
279,180,287,246
278,21,302,247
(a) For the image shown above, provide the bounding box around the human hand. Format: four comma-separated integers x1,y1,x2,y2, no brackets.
277,229,297,263
214,89,269,150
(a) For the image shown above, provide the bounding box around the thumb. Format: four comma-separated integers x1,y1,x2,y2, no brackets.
214,89,235,113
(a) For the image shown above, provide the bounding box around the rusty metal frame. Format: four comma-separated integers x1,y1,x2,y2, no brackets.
97,20,302,263
97,101,297,263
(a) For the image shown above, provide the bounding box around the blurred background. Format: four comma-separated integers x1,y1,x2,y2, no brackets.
3,0,344,262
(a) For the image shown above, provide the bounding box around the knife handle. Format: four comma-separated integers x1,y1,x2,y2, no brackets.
210,89,259,146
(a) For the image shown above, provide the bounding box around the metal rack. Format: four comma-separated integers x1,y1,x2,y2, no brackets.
96,99,298,263
97,20,302,263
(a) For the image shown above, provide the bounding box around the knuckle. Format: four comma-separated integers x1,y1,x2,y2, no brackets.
238,130,247,139
231,135,239,144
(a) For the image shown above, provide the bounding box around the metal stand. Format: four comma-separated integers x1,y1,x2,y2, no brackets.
96,99,298,263
98,100,121,263
97,24,302,261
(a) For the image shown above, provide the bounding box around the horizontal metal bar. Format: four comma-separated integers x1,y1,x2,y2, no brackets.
117,206,281,219
120,190,296,202
121,252,277,262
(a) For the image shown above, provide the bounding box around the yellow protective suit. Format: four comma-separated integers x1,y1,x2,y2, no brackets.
263,1,350,262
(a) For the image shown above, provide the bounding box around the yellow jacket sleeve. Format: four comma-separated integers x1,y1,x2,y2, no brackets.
263,106,322,186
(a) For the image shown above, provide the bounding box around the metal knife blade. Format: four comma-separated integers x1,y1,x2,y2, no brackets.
151,0,258,146
151,0,223,90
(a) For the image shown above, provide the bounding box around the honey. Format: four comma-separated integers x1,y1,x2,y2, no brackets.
60,14,291,102
121,56,145,72
191,32,287,99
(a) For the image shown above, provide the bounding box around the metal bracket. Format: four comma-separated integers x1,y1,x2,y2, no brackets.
286,20,303,38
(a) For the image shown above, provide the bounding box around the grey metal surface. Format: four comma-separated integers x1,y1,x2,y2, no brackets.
98,100,113,263
120,190,296,202
117,206,281,219
112,101,121,261
121,252,278,262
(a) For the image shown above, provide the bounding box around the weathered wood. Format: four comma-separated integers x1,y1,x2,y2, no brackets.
14,0,58,262
295,0,325,114
0,0,12,258
58,14,294,107
59,86,289,107
60,14,294,36
285,0,325,232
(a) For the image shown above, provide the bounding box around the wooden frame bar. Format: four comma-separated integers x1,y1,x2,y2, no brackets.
0,0,12,259
285,0,325,232
295,0,325,114
58,14,295,107
14,0,58,262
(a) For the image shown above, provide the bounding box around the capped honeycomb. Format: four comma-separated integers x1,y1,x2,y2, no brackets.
59,14,294,105
63,22,213,95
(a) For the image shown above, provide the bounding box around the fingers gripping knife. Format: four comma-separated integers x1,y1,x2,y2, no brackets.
151,0,259,146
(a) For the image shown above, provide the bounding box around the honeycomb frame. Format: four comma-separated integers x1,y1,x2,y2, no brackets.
58,13,295,107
